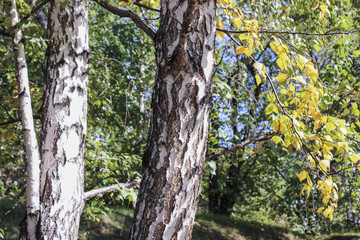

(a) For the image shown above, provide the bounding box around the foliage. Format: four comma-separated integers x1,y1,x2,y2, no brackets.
209,0,360,225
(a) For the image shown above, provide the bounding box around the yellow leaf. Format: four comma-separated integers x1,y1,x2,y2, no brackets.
280,88,288,95
216,18,225,29
239,34,249,40
342,108,350,116
335,142,350,153
349,154,360,163
314,2,320,9
235,46,245,54
305,62,318,82
325,121,336,131
276,58,286,71
298,170,308,182
296,55,308,70
302,92,311,102
317,207,325,213
116,1,127,7
309,135,320,141
265,103,278,115
255,75,261,86
254,63,266,77
216,30,224,40
323,205,334,218
354,50,360,56
244,47,253,57
233,18,243,29
293,76,306,84
277,73,287,83
272,136,283,145
320,160,330,172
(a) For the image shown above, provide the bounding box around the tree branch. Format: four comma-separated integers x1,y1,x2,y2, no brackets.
84,179,141,200
0,115,40,126
92,0,156,41
324,86,358,115
207,133,275,161
10,0,50,31
133,1,159,12
217,28,359,37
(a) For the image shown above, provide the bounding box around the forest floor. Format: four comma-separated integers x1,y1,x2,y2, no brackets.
78,207,360,240
1,199,360,240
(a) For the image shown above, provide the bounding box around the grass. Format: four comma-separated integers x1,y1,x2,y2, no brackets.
1,198,360,240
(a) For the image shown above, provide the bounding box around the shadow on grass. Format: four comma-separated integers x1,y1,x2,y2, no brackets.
79,208,133,240
323,236,360,240
193,212,306,240
79,210,306,240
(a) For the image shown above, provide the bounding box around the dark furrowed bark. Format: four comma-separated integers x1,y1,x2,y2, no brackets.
129,1,216,239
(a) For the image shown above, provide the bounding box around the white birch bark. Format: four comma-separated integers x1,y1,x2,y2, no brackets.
9,1,41,239
39,0,89,238
130,0,217,239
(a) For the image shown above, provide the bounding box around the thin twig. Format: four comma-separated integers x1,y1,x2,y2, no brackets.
133,1,160,12
207,133,275,161
217,28,360,36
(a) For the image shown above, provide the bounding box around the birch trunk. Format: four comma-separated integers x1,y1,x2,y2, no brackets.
130,1,216,239
39,0,89,238
9,1,41,239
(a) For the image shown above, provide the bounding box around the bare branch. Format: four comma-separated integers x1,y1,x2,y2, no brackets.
133,1,159,12
92,0,156,41
207,133,275,161
217,28,360,36
84,179,141,200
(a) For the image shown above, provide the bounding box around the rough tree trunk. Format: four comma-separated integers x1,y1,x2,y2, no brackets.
39,0,89,238
129,1,216,239
9,1,41,239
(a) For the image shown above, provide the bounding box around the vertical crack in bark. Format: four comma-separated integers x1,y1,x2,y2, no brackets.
130,0,216,239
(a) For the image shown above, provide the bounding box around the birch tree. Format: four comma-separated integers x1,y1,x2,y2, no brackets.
8,1,41,239
38,0,89,238
128,1,216,239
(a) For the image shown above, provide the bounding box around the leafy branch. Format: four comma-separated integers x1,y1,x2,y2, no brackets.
217,28,360,37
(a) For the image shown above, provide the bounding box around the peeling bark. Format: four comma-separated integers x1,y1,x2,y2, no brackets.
129,1,216,239
39,0,89,238
9,0,41,239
